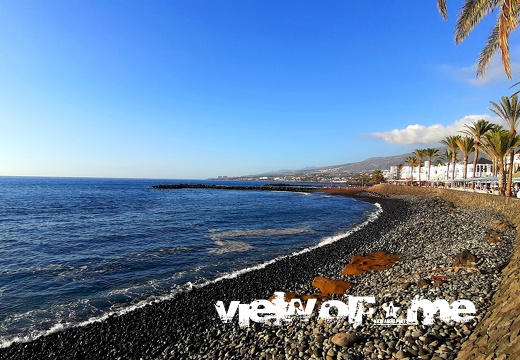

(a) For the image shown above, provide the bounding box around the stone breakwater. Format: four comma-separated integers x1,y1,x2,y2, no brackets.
151,183,323,192
0,195,515,359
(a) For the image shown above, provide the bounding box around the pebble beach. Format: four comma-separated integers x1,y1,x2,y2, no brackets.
0,193,515,360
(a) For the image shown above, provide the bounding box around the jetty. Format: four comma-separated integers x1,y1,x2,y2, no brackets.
151,183,322,192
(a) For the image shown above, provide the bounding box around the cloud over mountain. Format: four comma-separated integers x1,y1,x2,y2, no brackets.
366,115,495,145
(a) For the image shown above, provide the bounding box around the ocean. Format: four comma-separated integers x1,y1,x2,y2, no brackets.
0,177,379,347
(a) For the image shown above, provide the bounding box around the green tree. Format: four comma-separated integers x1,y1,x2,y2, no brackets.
423,148,440,183
455,136,475,179
359,173,371,187
481,128,520,195
489,94,520,196
396,163,404,180
462,119,493,178
441,149,453,180
437,0,519,79
371,169,386,183
405,155,419,185
413,149,426,186
441,135,461,180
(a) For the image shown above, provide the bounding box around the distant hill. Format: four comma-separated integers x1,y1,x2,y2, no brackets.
309,153,414,174
256,152,416,177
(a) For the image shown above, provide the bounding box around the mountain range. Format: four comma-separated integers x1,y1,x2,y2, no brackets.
251,152,417,178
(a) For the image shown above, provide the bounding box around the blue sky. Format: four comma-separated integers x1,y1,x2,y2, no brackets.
1,1,519,179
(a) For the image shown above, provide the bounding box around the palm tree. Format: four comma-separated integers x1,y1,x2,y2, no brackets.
462,119,493,178
489,124,506,176
441,135,461,180
372,169,385,183
405,156,418,185
489,94,520,196
423,148,440,183
441,149,452,180
436,0,519,79
481,128,520,195
455,136,475,179
413,149,426,186
396,164,404,180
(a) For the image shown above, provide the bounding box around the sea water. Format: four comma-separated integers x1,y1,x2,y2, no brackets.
0,177,378,347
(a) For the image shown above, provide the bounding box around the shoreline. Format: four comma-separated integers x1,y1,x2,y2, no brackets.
0,192,515,359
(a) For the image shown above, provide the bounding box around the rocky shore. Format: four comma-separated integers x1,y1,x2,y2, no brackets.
0,194,515,359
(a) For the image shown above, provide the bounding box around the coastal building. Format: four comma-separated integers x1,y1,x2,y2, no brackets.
386,153,520,196
514,150,520,173
387,158,494,182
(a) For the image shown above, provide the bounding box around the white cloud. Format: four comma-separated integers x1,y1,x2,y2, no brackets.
367,115,498,145
439,48,520,86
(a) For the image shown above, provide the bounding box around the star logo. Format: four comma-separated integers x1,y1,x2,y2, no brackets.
383,302,400,319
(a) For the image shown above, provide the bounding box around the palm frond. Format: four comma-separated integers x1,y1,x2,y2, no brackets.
477,24,500,78
437,0,448,19
499,7,513,79
455,0,500,44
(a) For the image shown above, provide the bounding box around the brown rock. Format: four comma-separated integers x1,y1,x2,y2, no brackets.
453,249,478,267
330,333,362,347
417,278,429,287
394,349,411,359
341,251,400,276
431,275,446,287
401,282,411,290
301,292,330,306
433,279,444,287
484,229,502,244
312,277,351,295
490,219,513,231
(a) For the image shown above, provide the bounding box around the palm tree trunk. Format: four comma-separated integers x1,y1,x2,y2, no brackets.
506,151,515,196
498,163,506,195
463,155,468,179
451,155,456,180
473,148,479,177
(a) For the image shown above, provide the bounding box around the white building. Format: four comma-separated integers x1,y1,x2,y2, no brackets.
386,152,520,183
387,158,494,182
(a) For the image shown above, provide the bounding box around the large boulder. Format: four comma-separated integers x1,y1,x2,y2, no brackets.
311,276,352,295
490,219,514,232
453,249,478,267
341,251,400,276
330,333,362,347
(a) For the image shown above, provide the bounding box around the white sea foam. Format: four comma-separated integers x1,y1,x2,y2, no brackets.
208,227,315,254
208,228,315,241
199,202,383,285
209,240,253,254
0,202,383,349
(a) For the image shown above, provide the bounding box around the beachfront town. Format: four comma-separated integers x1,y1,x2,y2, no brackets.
216,151,520,194
382,151,520,189
384,152,519,181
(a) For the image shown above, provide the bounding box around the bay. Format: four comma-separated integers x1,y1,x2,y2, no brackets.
0,177,377,346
